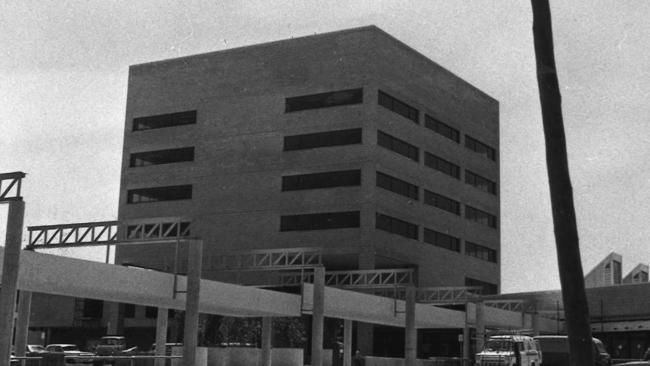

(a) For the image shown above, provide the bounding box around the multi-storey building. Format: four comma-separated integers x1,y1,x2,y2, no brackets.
116,26,500,296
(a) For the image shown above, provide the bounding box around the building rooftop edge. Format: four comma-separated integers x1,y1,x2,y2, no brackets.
129,25,497,104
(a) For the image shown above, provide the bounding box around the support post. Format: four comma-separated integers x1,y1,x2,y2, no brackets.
476,302,485,353
105,301,121,335
343,319,352,366
311,267,325,366
0,200,25,364
183,240,203,366
155,307,169,366
462,312,470,366
261,317,273,366
405,286,416,366
14,290,33,358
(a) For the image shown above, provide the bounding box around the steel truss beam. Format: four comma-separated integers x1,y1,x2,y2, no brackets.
27,221,119,248
416,286,483,304
0,172,25,202
205,248,322,271
26,217,191,249
484,299,535,313
280,268,414,288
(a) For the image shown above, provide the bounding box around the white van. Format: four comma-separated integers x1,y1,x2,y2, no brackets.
476,335,542,366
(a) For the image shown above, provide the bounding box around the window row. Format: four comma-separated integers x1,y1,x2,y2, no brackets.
129,147,195,167
378,130,497,196
282,170,361,191
465,170,497,195
376,90,496,161
465,277,498,295
133,110,196,131
285,88,363,113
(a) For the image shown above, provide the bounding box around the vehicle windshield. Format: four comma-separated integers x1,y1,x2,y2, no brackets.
61,346,80,352
28,345,45,352
484,340,513,352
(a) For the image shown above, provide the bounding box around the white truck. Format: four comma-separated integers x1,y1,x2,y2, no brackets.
476,335,542,366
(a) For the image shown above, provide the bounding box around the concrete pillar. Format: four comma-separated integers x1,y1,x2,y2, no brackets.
311,267,325,366
476,302,485,353
155,307,169,366
183,240,203,366
404,287,417,366
462,314,470,366
105,301,121,334
14,290,33,358
343,319,353,366
261,317,273,366
0,200,25,364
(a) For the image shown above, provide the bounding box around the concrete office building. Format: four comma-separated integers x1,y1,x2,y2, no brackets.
116,25,500,293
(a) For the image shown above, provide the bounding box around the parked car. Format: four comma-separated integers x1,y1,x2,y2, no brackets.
476,335,542,366
26,344,48,358
94,336,127,356
45,344,94,364
534,335,611,366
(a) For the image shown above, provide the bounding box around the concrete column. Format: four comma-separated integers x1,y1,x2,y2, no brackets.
311,267,325,366
261,317,273,366
105,301,120,334
155,307,169,366
404,287,417,366
476,302,485,353
343,319,353,366
0,200,25,364
462,311,470,366
183,240,203,366
14,290,33,358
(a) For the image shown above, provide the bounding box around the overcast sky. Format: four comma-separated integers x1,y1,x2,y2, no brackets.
1,1,649,293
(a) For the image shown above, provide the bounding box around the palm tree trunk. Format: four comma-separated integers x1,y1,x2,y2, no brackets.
530,2,594,366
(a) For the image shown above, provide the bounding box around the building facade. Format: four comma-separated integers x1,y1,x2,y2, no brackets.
116,25,500,293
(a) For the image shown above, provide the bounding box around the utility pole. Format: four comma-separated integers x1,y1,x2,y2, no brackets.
530,2,594,366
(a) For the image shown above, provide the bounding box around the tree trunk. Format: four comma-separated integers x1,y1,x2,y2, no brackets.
530,2,594,366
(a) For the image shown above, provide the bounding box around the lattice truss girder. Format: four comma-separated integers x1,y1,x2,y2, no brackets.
484,299,536,313
27,217,191,248
28,221,119,248
280,268,415,288
0,172,25,201
205,248,322,271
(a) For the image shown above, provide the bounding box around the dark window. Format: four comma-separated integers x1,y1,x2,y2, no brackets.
133,110,196,131
376,172,418,200
378,90,419,123
127,185,192,204
375,213,418,240
425,115,460,143
377,131,419,162
465,205,497,228
280,211,360,231
465,277,498,295
124,304,136,318
423,228,460,252
466,241,497,263
465,135,496,161
424,152,460,179
465,171,497,195
285,88,363,112
284,128,362,151
129,147,195,167
82,299,103,318
145,306,157,319
424,190,460,215
282,170,361,191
